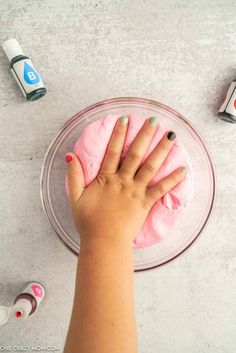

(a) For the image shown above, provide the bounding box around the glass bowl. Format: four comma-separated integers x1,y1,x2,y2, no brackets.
40,97,216,271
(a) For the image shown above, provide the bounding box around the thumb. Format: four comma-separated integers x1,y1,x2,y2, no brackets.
65,153,85,205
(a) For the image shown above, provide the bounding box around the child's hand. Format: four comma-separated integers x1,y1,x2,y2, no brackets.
65,116,186,247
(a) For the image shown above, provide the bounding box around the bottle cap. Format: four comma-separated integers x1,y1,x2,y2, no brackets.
13,298,32,319
2,39,24,62
0,306,12,326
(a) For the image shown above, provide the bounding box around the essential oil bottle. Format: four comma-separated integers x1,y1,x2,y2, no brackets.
2,39,47,101
0,281,45,326
218,79,236,123
13,281,45,319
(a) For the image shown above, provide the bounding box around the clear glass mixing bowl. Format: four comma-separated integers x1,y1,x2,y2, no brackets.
40,97,216,271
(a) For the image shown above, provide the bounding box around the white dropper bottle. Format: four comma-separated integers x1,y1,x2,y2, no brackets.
0,281,45,325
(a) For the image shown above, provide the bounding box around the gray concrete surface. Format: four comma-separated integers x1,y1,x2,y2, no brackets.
0,0,236,352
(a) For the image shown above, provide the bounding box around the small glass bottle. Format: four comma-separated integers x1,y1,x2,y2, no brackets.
13,281,45,319
218,79,236,123
0,281,45,325
2,39,47,101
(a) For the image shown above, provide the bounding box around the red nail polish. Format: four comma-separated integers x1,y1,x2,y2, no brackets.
65,154,73,163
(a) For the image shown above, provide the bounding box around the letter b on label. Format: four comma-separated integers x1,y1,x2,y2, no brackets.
28,72,36,80
23,62,40,84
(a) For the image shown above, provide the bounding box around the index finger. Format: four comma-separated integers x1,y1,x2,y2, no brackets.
99,116,129,175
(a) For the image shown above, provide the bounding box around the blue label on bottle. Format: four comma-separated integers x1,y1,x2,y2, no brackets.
23,62,40,85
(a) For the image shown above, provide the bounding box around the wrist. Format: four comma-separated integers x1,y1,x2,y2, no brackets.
79,234,133,269
79,231,133,252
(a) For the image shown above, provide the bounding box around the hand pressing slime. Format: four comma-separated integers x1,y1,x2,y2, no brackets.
65,115,194,248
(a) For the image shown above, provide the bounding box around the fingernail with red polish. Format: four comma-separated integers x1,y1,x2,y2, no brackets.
65,154,73,163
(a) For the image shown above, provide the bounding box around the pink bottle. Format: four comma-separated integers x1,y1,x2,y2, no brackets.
0,282,45,325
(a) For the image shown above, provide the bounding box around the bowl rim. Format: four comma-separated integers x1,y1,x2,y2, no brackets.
40,96,216,271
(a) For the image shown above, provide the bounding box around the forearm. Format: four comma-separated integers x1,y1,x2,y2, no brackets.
64,236,138,353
